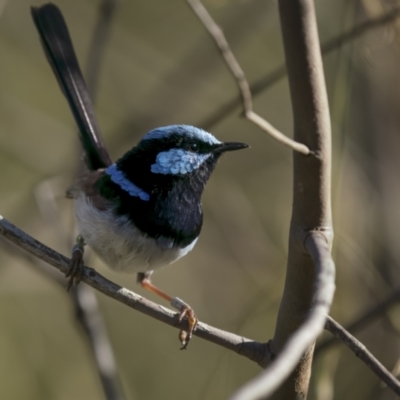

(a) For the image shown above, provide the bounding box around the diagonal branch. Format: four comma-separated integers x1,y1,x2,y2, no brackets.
316,286,400,354
325,316,400,395
0,215,267,363
200,6,400,131
186,0,311,155
230,233,335,400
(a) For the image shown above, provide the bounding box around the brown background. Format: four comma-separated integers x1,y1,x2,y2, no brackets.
1,0,400,399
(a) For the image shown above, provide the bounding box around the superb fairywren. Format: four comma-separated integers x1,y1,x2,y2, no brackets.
32,4,248,348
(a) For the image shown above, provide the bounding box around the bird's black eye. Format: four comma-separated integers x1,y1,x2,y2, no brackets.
186,142,198,152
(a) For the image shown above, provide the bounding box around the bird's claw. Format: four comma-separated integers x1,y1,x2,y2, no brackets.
177,305,198,350
66,235,85,291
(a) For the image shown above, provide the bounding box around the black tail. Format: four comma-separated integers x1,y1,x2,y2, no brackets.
31,3,112,171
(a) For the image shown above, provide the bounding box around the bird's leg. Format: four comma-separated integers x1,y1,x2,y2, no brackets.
137,272,198,349
66,235,85,291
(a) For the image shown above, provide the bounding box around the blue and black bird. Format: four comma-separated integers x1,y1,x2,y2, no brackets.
31,3,248,348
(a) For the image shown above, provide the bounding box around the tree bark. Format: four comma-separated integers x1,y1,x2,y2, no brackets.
271,0,333,398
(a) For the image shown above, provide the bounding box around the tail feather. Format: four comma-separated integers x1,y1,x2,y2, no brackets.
31,3,112,171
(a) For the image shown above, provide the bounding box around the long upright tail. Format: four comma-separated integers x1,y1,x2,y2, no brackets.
31,3,112,171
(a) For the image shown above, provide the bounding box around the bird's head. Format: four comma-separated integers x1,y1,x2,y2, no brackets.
106,125,248,199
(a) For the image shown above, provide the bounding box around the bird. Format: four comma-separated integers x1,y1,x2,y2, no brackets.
31,3,248,348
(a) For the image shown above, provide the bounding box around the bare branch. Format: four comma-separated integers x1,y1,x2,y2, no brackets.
325,316,400,396
251,0,334,397
200,6,400,131
316,287,400,354
0,215,267,362
72,284,125,400
186,0,311,156
230,233,335,400
2,219,126,400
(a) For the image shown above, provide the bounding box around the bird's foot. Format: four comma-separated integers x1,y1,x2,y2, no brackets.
137,274,198,349
171,298,198,350
66,235,85,291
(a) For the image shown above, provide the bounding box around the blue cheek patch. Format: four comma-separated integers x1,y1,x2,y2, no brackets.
105,164,150,201
151,149,211,175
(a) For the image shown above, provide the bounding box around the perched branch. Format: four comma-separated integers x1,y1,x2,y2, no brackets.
1,214,125,400
200,7,400,131
0,215,267,362
186,0,311,155
325,316,400,396
316,287,400,354
230,234,335,400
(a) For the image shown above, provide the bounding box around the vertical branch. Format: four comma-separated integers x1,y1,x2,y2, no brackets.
271,0,333,398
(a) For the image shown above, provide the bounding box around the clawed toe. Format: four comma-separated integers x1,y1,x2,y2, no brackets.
177,305,198,350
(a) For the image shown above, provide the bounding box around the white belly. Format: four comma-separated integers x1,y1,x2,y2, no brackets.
74,194,197,273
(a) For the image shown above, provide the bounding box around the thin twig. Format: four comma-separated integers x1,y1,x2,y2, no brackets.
0,215,267,363
325,316,400,396
230,233,335,400
72,284,125,400
316,287,400,354
186,0,311,156
200,7,400,131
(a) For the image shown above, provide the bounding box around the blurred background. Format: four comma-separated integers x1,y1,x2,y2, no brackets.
0,0,400,399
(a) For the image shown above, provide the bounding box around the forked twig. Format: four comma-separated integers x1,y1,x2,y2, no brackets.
186,0,311,156
200,7,400,131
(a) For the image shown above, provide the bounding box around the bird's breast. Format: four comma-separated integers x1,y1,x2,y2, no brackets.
73,193,197,273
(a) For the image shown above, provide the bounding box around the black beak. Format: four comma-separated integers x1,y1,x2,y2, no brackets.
213,142,249,153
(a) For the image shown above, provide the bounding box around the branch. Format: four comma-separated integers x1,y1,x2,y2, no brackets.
1,219,126,400
316,287,400,354
200,6,400,131
72,284,125,400
186,0,311,156
252,0,334,397
325,316,400,396
0,215,267,362
230,233,335,400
